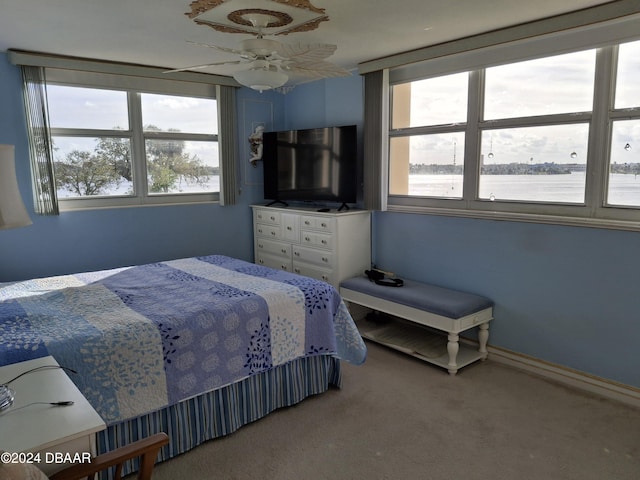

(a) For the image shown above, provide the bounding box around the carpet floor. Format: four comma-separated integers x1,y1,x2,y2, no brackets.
152,341,640,480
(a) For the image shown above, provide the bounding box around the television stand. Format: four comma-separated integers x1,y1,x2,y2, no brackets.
338,203,350,211
266,200,289,207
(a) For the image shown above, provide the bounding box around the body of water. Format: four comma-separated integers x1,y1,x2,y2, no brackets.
58,175,220,198
407,172,640,206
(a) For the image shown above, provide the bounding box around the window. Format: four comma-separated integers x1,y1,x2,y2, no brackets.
386,38,640,228
141,93,218,195
390,73,467,199
44,71,221,210
608,40,640,208
48,86,134,198
480,51,595,204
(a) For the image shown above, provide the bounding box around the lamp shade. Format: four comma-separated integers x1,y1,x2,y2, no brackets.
0,144,32,230
233,68,288,92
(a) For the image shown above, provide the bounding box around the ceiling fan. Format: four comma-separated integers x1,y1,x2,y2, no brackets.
166,12,350,92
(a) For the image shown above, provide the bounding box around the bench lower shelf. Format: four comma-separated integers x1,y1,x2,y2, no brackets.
355,315,488,374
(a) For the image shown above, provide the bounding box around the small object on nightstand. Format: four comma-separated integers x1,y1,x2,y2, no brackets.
317,208,330,212
0,356,105,476
0,384,15,412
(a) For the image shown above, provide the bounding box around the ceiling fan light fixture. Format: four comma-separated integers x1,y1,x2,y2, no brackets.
233,67,288,92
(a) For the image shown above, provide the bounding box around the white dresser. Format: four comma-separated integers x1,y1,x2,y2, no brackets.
251,205,371,289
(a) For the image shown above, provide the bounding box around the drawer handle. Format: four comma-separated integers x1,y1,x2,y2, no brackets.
258,229,263,234
258,243,263,249
271,231,276,236
270,216,276,221
321,275,329,281
281,249,287,254
287,226,292,231
322,257,328,263
259,259,264,264
321,223,327,228
304,221,311,225
321,239,327,244
294,268,301,273
294,252,300,256
305,236,311,241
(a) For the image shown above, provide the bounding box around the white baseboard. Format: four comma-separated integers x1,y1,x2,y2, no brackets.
487,345,640,408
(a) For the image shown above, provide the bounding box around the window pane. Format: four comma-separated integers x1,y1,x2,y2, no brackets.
391,73,468,129
608,120,640,206
390,133,464,198
615,40,640,109
52,136,133,198
47,86,129,130
479,125,589,203
141,94,218,134
484,50,595,120
146,139,219,195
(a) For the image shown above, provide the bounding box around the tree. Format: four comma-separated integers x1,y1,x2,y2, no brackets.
146,146,209,193
54,125,210,196
55,149,122,196
95,135,132,181
144,127,209,193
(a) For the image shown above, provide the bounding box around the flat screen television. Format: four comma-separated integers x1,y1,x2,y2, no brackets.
262,125,358,210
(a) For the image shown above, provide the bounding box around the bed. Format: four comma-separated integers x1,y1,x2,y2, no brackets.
0,254,367,476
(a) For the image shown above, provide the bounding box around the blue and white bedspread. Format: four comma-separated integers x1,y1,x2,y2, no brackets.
0,255,366,424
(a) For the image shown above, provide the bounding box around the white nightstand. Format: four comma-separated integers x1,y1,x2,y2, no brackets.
0,356,106,476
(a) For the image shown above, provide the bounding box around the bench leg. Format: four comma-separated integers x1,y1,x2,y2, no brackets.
447,333,459,375
478,323,489,360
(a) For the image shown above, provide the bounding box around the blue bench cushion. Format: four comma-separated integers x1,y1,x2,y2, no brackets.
340,275,493,319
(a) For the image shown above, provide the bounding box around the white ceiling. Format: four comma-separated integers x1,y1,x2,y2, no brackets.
0,0,619,84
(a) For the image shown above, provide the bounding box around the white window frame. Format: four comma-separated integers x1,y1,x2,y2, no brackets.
366,10,640,231
44,68,223,211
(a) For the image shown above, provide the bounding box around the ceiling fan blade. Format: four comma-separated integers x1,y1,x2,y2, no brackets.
285,61,351,79
186,40,245,56
164,60,242,73
276,43,338,62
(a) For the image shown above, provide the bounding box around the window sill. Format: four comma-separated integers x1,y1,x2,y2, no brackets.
58,193,219,212
385,203,640,233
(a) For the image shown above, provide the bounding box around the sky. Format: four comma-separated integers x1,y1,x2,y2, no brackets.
46,87,220,167
400,41,640,166
44,40,640,171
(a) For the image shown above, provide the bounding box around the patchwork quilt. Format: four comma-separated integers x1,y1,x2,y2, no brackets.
0,255,366,424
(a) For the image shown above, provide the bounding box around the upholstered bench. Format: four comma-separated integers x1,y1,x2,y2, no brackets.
340,275,494,375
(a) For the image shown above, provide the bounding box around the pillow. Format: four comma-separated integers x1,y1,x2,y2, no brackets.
0,453,49,480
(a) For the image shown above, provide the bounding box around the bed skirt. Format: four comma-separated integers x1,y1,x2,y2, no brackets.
96,355,342,478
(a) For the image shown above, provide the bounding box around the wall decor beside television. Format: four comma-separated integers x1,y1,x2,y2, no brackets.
262,125,358,210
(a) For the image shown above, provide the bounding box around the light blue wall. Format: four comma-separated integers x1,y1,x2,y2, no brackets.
282,75,366,206
3,53,639,388
283,74,363,129
373,212,640,387
0,53,285,281
287,76,640,388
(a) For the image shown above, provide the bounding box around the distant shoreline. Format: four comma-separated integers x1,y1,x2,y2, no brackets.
409,162,639,175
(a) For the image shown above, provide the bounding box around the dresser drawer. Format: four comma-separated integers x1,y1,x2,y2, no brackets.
255,223,281,239
293,245,333,268
281,214,300,242
256,252,292,272
301,231,333,250
301,215,334,233
255,209,281,225
256,238,291,258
